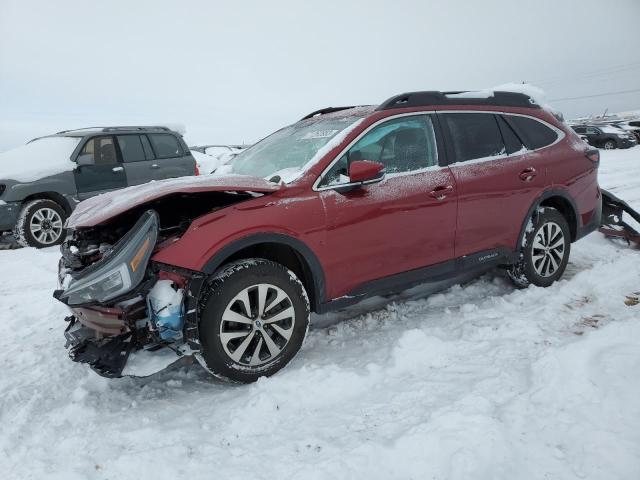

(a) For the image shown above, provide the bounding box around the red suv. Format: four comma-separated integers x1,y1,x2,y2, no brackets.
55,90,601,382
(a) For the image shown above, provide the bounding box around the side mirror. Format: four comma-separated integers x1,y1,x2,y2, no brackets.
76,154,93,167
349,160,385,184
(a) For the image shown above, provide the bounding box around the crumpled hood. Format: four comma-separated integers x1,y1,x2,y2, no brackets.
67,174,280,228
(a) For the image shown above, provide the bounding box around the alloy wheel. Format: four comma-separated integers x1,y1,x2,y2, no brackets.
219,283,296,366
531,221,565,277
30,207,63,245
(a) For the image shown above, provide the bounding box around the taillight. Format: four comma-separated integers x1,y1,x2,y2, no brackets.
586,149,599,164
194,164,200,176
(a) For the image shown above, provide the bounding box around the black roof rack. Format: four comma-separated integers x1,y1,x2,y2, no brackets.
300,106,362,121
376,90,539,111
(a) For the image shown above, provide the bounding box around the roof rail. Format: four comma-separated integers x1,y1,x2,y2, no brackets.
55,126,109,134
300,106,360,121
376,90,539,111
101,126,171,132
56,125,172,134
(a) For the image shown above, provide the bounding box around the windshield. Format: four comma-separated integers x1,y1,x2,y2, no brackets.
224,108,371,182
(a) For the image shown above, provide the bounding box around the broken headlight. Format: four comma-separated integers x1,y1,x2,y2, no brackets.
59,210,159,306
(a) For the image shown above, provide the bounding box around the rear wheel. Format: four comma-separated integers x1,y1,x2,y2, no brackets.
198,259,310,383
15,199,67,248
508,207,571,288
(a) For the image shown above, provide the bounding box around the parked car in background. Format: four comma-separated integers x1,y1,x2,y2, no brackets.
0,126,196,248
190,144,247,174
610,121,640,141
571,124,637,149
56,90,601,382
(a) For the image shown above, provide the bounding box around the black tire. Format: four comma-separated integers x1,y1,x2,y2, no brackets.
603,140,616,150
198,259,310,383
508,207,571,288
14,199,67,248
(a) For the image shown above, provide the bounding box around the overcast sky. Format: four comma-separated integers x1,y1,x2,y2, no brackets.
1,0,639,151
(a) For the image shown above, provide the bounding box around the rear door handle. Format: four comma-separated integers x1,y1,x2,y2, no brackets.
429,185,453,200
112,166,124,173
519,167,537,182
150,164,160,169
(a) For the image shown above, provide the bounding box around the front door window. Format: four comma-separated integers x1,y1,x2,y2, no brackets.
74,135,127,197
77,136,118,165
320,115,438,187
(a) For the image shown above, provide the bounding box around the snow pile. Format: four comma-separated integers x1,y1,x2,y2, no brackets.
161,123,186,135
490,82,548,106
191,148,242,175
190,149,219,174
0,136,80,182
447,83,564,120
1,147,640,479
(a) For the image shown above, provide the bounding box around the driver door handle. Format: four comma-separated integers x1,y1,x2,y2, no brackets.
429,185,453,200
150,164,160,169
519,166,537,182
112,166,124,173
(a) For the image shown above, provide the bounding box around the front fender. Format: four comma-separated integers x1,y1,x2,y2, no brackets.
3,171,77,204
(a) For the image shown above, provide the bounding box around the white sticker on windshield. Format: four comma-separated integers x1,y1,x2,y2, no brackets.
301,129,338,139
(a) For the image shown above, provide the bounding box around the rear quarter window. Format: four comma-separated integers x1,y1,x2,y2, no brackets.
508,116,558,150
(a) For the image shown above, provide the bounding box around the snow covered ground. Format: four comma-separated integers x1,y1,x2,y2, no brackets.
1,148,640,480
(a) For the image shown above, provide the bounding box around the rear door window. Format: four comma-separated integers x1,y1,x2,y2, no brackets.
116,135,146,162
508,116,558,150
148,134,183,159
444,113,505,163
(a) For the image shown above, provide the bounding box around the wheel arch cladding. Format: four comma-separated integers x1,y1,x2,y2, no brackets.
518,190,579,247
22,191,72,215
539,195,578,241
201,234,326,312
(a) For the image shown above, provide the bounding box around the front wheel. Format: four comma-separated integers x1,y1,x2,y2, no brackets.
508,207,571,288
15,199,67,248
603,140,616,150
198,259,310,383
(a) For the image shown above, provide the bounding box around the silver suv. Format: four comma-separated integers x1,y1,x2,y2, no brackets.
0,126,196,248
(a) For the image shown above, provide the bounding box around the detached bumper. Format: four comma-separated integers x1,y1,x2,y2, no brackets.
64,314,190,378
64,316,134,378
0,201,20,231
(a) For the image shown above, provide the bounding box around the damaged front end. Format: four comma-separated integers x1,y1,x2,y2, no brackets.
55,209,204,378
53,176,280,378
